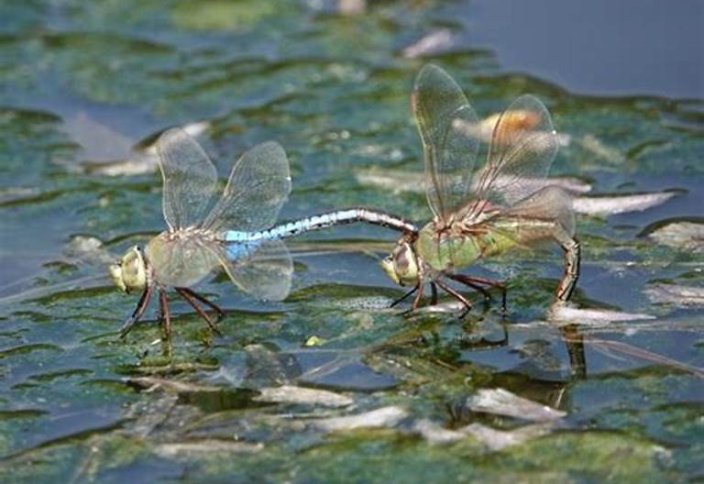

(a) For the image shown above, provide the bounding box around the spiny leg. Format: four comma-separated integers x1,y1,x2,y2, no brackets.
446,274,492,300
435,279,473,318
448,274,507,312
175,287,223,336
176,287,225,322
119,284,154,338
390,285,418,308
158,288,172,340
555,235,581,302
411,283,425,311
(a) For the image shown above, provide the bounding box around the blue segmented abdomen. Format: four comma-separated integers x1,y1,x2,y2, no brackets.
224,240,262,261
223,211,359,244
222,209,417,259
223,231,273,261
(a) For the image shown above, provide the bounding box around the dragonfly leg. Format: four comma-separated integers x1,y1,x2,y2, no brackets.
177,287,225,323
175,288,223,336
435,279,472,318
119,284,154,338
430,282,438,305
447,274,507,312
158,288,172,340
555,235,581,302
446,274,491,300
390,285,418,308
411,283,425,311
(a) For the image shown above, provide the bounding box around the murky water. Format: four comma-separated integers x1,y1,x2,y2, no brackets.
0,1,701,481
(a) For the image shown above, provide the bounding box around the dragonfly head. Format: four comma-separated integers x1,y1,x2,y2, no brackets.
381,239,420,287
109,246,148,294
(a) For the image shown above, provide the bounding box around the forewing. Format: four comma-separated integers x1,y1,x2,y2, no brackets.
464,95,559,222
203,142,292,233
157,128,219,231
145,233,220,288
216,239,293,301
413,64,480,223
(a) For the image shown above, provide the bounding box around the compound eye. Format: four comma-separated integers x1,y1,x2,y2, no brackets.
119,246,147,293
392,244,410,270
125,257,140,277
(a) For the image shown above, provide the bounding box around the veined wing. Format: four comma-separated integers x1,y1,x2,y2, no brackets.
203,142,291,233
463,95,559,223
413,64,480,224
145,231,292,300
504,186,575,237
216,239,293,301
157,128,219,231
476,186,575,252
145,232,220,288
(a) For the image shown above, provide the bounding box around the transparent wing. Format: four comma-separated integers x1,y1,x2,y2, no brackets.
157,128,219,231
413,64,480,223
216,239,293,301
503,186,575,237
463,95,559,222
475,186,575,253
145,232,220,288
203,142,292,233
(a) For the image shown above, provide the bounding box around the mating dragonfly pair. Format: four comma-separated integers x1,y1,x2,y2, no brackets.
110,64,580,338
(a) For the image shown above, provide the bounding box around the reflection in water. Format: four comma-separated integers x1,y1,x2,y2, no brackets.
0,0,701,477
560,324,587,379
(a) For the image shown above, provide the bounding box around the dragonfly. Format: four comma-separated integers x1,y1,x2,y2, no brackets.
110,129,417,338
380,64,580,313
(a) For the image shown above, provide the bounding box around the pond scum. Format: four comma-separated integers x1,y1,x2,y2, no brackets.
0,1,701,481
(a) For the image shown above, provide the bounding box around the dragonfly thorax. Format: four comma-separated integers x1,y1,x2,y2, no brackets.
142,230,223,289
163,226,218,243
416,222,483,272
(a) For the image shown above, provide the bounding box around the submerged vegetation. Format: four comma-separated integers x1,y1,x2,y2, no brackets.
0,0,701,481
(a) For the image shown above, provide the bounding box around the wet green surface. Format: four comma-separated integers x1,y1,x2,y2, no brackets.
0,0,702,482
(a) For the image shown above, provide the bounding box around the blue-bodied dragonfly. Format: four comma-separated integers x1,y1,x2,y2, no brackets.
381,65,580,313
110,129,417,338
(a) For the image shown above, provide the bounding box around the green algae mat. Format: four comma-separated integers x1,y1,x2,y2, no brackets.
0,1,702,481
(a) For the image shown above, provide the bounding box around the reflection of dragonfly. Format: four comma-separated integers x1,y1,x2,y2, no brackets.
110,129,417,338
381,65,580,313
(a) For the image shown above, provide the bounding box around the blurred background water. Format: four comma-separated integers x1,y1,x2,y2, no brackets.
471,0,703,98
0,0,701,481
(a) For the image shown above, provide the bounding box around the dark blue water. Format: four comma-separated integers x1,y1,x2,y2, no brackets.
468,0,703,99
0,1,701,480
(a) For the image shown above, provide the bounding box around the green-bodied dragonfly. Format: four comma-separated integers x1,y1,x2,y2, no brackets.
110,129,417,338
381,64,580,312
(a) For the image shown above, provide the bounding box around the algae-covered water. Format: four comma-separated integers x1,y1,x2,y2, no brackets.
0,1,702,481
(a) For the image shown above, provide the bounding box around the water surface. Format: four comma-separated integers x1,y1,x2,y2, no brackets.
0,1,701,481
